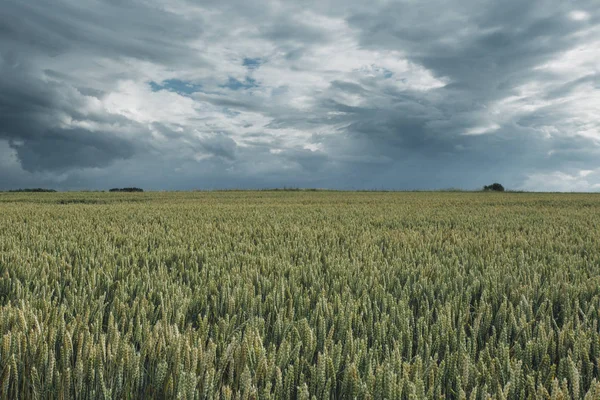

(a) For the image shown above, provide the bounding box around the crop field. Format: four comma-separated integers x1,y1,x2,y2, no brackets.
1,191,600,399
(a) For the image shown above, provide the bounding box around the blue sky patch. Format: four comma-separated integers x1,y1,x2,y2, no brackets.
149,79,202,95
243,57,262,69
222,76,258,91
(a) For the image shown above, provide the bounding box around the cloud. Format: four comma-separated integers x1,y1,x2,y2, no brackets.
0,0,599,190
521,169,600,192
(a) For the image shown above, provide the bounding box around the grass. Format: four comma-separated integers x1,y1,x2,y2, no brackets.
1,191,600,398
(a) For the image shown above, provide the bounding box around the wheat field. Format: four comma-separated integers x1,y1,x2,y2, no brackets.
1,191,600,399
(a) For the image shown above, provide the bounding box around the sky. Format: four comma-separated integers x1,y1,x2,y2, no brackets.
0,0,599,191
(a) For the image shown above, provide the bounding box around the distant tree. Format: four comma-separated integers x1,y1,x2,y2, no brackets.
109,187,144,192
8,188,57,192
483,183,505,192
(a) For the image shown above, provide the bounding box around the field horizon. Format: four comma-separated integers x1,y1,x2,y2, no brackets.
4,187,600,195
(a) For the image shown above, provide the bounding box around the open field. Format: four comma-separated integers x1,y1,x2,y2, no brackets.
1,191,600,399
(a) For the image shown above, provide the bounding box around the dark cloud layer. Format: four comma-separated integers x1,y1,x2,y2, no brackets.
0,0,598,191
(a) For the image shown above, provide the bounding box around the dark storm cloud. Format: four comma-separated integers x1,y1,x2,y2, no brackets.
0,0,211,177
0,0,598,190
0,0,203,62
11,129,134,172
343,0,599,119
294,0,600,189
0,55,136,172
198,133,238,161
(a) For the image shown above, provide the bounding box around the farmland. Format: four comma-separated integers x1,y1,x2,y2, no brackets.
1,191,600,399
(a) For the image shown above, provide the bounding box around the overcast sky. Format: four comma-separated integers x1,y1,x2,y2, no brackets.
1,0,599,191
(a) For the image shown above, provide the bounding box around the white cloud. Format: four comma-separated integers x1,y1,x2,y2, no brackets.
520,169,600,192
569,10,591,21
464,123,500,135
103,81,198,125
